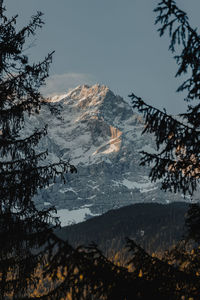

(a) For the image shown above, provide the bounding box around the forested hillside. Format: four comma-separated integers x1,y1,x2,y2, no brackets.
57,202,189,254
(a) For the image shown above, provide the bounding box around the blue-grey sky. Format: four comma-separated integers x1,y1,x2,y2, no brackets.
6,0,200,113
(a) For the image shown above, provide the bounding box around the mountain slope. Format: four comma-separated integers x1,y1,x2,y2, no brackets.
25,84,189,224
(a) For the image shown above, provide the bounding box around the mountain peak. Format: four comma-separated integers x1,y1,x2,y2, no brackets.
63,84,114,110
67,84,110,99
31,83,185,223
46,84,116,112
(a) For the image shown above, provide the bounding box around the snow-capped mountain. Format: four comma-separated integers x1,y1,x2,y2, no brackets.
28,84,187,224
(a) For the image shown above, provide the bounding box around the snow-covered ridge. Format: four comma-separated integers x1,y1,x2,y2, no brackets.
45,93,68,103
29,84,185,225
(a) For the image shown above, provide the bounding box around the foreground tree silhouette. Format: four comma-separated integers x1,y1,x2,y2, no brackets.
0,2,79,298
129,0,200,241
130,0,200,197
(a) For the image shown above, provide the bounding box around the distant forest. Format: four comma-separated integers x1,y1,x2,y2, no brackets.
57,202,189,255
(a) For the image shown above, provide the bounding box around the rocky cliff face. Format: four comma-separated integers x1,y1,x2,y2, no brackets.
27,84,187,222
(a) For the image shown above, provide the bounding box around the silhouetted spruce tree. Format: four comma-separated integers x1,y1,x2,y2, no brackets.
0,1,79,298
129,0,200,241
130,0,200,197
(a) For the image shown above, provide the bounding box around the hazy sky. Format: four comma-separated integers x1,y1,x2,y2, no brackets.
6,0,200,113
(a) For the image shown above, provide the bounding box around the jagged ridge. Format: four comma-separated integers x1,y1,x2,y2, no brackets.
26,84,188,225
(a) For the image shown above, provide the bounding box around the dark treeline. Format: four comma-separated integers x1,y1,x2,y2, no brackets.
57,202,189,254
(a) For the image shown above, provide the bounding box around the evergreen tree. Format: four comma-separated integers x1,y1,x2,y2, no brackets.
129,0,200,197
129,0,200,245
0,1,77,298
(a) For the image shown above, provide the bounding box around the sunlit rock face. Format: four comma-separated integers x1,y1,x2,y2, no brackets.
29,84,185,219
